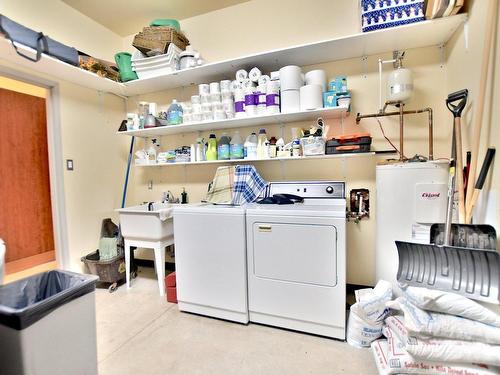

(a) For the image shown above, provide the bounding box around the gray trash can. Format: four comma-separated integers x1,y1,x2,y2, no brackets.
0,270,99,375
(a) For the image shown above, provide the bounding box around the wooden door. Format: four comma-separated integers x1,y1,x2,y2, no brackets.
0,88,55,271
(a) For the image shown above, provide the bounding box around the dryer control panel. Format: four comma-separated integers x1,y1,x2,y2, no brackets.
267,181,345,199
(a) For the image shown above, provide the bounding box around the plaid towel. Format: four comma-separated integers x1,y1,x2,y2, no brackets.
204,165,267,205
205,166,235,204
232,165,267,205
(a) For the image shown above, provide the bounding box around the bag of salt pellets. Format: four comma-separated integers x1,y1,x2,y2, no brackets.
371,332,500,375
386,297,500,344
347,280,393,347
401,286,500,327
385,315,500,366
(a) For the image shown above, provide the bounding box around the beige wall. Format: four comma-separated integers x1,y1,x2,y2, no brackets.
0,0,123,61
0,1,129,271
123,0,453,285
445,0,499,239
2,0,497,283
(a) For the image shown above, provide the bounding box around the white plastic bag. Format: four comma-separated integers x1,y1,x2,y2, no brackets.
387,297,500,344
347,280,393,348
371,331,500,375
351,280,393,323
385,315,500,366
402,286,500,327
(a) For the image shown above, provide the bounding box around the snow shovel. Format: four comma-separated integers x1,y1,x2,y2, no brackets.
395,91,500,304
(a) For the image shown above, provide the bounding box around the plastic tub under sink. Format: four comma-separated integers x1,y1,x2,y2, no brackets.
117,203,174,241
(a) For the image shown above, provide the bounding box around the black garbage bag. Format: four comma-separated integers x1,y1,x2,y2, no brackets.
0,270,98,330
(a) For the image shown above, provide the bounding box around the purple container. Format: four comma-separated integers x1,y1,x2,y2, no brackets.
235,101,245,113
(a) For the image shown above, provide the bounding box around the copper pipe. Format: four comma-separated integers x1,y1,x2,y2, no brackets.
356,107,434,160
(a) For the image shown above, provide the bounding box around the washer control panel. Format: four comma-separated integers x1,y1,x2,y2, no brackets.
267,181,345,199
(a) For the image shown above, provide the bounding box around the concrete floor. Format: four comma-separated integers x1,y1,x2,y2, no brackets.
96,267,377,375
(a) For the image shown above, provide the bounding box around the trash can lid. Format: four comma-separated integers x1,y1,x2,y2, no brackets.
0,270,98,330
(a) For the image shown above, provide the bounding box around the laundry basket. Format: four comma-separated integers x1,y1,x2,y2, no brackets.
81,250,130,293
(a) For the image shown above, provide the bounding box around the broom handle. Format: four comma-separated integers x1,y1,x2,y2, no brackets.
454,117,465,223
465,0,498,222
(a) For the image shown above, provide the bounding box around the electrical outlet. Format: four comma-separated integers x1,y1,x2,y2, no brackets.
148,180,153,190
66,159,74,171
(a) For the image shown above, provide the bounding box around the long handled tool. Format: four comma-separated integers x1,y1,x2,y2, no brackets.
446,89,468,224
466,148,496,223
465,0,498,221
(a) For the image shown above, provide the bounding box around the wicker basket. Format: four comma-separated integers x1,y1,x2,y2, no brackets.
133,26,189,55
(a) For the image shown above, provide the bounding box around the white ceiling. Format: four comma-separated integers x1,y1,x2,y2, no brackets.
62,0,250,36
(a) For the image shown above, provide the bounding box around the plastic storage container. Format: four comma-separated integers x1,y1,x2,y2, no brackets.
0,270,99,375
300,137,326,156
326,133,372,154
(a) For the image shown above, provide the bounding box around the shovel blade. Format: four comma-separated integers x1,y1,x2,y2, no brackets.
396,241,500,304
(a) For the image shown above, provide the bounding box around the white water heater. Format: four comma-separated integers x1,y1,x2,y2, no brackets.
375,161,449,288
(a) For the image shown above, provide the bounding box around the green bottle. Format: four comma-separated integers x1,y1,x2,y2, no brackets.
206,134,218,161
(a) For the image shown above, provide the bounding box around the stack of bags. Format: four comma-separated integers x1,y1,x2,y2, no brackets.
347,280,393,348
371,286,500,375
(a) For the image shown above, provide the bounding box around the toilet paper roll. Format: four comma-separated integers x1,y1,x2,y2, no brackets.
198,84,210,96
192,103,202,114
220,79,232,92
209,82,220,94
258,75,270,86
305,70,327,92
201,103,212,112
249,67,262,82
279,65,304,91
281,89,300,113
235,69,248,82
200,94,210,104
222,99,235,113
299,84,323,111
221,91,233,100
191,95,201,104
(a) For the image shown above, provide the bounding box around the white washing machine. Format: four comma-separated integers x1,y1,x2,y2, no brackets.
246,181,346,339
173,204,248,323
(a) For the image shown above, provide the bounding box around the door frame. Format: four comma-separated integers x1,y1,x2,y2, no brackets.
0,66,70,269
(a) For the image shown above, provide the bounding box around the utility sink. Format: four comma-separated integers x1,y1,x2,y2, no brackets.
117,202,175,241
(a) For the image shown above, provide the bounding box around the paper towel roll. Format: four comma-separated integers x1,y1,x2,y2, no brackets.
235,69,248,82
300,84,323,110
281,89,300,113
305,70,327,92
249,67,262,82
258,75,270,86
241,78,255,89
231,80,242,92
267,80,280,95
279,65,303,91
233,88,245,102
270,71,280,81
